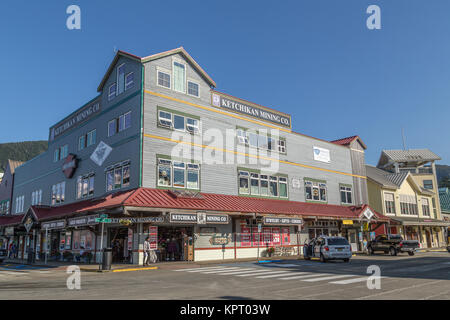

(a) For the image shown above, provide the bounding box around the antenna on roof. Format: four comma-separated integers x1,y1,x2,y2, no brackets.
401,128,407,150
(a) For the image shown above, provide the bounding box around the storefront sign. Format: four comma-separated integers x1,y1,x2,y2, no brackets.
211,92,291,128
49,100,101,141
127,228,133,251
109,217,164,224
263,217,303,225
170,213,229,224
68,214,99,227
342,220,354,225
313,146,331,163
209,235,230,245
5,227,14,236
149,226,157,250
170,213,198,223
363,208,374,220
41,220,66,230
62,154,78,179
205,214,229,224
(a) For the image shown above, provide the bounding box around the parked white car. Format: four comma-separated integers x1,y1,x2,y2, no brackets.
303,236,352,262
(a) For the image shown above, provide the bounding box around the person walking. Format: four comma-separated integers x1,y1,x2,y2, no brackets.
143,237,151,266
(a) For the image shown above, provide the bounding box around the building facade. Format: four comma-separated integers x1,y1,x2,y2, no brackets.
0,47,383,264
366,149,450,248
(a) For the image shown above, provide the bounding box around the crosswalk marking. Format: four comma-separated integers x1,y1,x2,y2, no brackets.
174,266,230,272
202,268,256,274
235,270,292,277
215,269,259,275
279,273,328,280
198,267,246,274
254,271,294,279
265,264,298,268
329,277,371,284
302,274,354,282
185,267,241,273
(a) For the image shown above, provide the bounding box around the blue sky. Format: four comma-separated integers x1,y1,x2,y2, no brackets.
0,0,449,165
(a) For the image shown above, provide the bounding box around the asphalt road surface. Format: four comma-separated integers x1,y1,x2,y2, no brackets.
0,252,449,300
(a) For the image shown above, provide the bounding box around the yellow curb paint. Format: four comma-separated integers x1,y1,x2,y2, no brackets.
112,267,158,273
143,133,367,179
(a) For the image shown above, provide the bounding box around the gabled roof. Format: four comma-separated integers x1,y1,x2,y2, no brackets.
377,149,441,167
366,165,434,196
5,159,24,174
331,135,367,150
97,47,216,92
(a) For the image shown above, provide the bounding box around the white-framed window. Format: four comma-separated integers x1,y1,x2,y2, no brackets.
15,195,24,214
340,185,353,204
108,119,117,137
158,110,173,128
187,81,199,97
305,180,327,202
31,190,42,206
279,177,288,198
117,63,125,95
108,83,116,101
77,174,95,199
61,145,68,159
400,194,418,215
269,176,278,197
250,173,259,195
51,182,65,205
384,192,396,214
78,135,86,151
157,69,171,89
157,109,199,134
236,129,286,153
422,198,430,216
87,129,96,147
260,175,269,196
173,61,186,93
238,171,249,194
157,159,200,190
125,72,134,90
105,161,130,192
54,148,60,162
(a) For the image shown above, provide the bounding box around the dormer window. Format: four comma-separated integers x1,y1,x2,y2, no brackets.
108,83,116,101
173,61,186,93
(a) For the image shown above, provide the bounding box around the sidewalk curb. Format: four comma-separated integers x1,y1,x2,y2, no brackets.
79,266,159,273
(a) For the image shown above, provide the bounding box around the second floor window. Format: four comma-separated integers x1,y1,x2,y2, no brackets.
31,190,42,206
157,109,199,134
106,161,130,191
15,195,24,214
157,159,200,190
305,180,327,202
0,200,10,215
238,170,288,198
51,182,66,205
399,194,418,215
340,185,353,204
422,198,430,216
236,129,286,153
77,174,95,199
79,129,96,150
108,111,131,137
384,193,396,214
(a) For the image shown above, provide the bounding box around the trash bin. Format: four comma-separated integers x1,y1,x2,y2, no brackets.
102,248,112,270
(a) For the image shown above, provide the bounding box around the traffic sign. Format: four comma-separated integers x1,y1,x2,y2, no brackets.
95,218,112,223
99,214,108,219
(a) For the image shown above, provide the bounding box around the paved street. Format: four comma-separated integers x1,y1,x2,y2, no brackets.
0,252,449,300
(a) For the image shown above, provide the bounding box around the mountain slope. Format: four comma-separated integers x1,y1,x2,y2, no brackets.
0,141,48,172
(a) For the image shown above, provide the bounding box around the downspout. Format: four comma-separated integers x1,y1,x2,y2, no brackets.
139,64,144,187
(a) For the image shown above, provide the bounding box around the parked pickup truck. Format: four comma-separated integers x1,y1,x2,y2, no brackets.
367,234,420,256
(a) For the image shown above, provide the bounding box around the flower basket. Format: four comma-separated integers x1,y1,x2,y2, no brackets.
267,247,275,257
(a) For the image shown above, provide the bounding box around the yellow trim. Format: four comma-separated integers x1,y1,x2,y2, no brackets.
143,133,367,179
112,266,158,272
145,90,292,133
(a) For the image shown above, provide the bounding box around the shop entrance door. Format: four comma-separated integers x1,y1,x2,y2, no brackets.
425,230,432,248
348,230,358,252
157,226,193,262
109,228,130,263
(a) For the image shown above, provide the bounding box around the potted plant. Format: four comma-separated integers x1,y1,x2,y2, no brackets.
267,247,275,257
81,251,93,264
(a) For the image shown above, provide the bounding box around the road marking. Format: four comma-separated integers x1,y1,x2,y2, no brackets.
265,264,298,268
235,270,294,277
254,271,295,279
215,269,259,275
202,268,256,274
174,266,231,272
198,267,247,274
302,274,355,282
279,273,329,280
329,276,370,284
